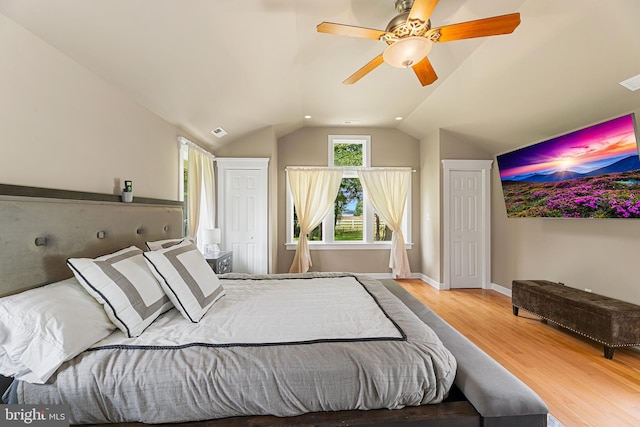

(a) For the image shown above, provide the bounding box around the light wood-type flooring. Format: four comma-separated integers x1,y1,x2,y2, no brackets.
396,279,640,427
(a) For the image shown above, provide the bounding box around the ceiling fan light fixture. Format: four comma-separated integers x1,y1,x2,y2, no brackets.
383,36,432,68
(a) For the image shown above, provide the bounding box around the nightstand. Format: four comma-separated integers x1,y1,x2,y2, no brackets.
205,251,232,274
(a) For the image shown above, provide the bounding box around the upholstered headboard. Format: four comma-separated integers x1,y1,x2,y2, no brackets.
0,185,183,297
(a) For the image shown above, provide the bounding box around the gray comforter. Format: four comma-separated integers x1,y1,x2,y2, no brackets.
14,273,456,424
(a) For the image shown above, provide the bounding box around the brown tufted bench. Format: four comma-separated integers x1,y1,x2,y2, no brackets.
512,280,640,359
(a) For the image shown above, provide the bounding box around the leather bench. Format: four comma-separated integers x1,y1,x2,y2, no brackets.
512,280,640,359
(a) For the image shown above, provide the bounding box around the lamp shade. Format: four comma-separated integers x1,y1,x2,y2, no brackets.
203,228,221,245
383,37,433,68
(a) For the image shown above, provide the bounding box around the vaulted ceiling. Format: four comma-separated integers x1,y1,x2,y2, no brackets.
1,0,640,155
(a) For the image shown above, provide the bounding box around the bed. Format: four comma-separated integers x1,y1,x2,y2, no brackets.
0,185,549,426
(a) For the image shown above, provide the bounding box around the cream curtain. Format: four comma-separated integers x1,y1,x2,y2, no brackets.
187,147,216,242
357,168,412,278
201,155,216,230
288,167,342,273
187,148,202,238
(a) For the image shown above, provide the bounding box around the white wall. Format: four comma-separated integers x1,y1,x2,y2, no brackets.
0,13,182,200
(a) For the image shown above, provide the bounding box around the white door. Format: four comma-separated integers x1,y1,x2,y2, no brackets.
442,160,492,290
217,158,268,274
450,170,482,288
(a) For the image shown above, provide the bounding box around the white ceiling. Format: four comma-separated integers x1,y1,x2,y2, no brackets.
1,0,640,155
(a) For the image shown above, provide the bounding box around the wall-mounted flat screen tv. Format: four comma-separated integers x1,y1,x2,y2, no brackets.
497,113,640,218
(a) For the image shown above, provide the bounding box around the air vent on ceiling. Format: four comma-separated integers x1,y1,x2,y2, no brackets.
620,73,640,91
211,127,228,138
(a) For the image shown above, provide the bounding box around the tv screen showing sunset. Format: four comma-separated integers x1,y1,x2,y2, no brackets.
497,114,640,218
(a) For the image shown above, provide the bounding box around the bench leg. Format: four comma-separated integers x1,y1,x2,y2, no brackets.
512,306,519,316
604,346,614,360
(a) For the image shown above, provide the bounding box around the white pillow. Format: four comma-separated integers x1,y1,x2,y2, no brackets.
145,236,195,251
0,278,115,384
67,246,173,338
143,240,225,322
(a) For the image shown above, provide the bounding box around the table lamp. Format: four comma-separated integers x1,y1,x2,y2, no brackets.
203,228,221,255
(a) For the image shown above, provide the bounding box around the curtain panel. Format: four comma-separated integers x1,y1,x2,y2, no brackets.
287,167,342,273
357,168,412,278
187,147,216,244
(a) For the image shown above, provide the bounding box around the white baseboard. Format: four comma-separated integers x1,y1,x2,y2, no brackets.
490,282,512,297
362,273,511,297
364,272,424,280
363,272,394,279
415,276,511,296
419,274,444,290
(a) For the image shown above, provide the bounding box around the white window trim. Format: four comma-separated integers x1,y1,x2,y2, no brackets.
285,135,412,251
284,177,413,250
178,141,189,202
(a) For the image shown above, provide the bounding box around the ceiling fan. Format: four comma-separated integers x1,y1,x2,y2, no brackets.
316,0,520,86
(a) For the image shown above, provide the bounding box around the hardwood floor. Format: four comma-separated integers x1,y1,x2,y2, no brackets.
396,279,640,427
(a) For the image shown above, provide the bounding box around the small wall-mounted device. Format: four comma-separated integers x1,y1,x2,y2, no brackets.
121,180,133,203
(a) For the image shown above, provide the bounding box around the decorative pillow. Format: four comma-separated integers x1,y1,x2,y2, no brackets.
0,278,116,384
146,236,195,251
67,246,173,338
143,240,225,322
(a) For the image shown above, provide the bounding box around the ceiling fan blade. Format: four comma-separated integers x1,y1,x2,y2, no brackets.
317,22,388,40
412,56,438,86
436,13,521,43
343,54,385,85
408,0,440,23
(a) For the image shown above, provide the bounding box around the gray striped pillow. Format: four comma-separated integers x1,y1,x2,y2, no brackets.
145,236,195,251
143,240,225,322
67,246,173,337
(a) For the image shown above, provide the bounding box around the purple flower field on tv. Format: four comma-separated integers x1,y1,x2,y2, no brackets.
502,170,640,218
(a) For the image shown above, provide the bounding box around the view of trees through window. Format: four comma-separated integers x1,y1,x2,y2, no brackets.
291,137,394,243
332,143,363,240
334,177,362,241
333,143,362,167
292,210,322,241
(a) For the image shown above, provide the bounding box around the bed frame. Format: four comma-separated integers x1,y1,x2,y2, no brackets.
0,185,548,427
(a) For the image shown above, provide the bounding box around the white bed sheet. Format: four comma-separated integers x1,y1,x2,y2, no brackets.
92,275,403,348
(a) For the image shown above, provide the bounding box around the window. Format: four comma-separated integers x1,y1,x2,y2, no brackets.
179,142,189,236
178,137,216,250
286,135,411,250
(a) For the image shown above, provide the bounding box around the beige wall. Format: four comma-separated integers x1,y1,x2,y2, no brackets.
439,131,493,283
419,131,441,283
491,107,640,305
0,13,183,200
8,9,639,304
277,127,421,275
440,130,493,160
215,127,276,158
419,130,492,285
426,126,640,305
214,127,279,273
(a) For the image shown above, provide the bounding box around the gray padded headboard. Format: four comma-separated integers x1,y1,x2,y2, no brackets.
0,187,183,297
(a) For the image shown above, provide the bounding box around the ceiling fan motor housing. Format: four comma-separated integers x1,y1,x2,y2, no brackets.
385,0,431,42
394,0,414,14
315,0,521,86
